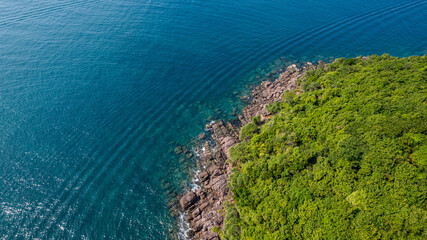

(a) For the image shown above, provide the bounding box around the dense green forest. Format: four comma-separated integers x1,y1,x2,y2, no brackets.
223,55,427,239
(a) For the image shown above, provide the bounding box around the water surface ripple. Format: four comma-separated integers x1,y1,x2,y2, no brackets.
0,0,425,239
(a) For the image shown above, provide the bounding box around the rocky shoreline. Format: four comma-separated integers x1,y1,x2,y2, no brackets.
176,61,325,240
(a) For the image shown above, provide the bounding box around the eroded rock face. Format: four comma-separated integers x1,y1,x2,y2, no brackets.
220,136,238,158
209,175,228,197
180,191,199,210
198,171,209,182
174,146,183,155
178,62,319,239
178,120,232,239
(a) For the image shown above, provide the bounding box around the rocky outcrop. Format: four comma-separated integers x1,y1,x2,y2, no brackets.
240,62,318,124
178,61,324,239
180,192,199,210
212,121,238,158
177,119,238,240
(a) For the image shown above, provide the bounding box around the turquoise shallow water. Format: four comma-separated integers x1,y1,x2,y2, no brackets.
0,0,425,239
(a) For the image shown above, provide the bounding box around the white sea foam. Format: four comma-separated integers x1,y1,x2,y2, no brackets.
176,212,191,240
191,169,201,191
193,145,206,157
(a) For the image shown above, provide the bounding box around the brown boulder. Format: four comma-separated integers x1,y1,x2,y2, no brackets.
180,191,199,210
220,136,238,158
192,208,201,218
261,90,268,98
196,189,207,199
207,164,219,175
305,61,315,71
187,230,195,238
210,175,228,196
212,169,223,177
191,220,204,232
198,171,209,182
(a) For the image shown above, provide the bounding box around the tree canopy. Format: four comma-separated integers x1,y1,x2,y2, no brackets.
224,55,427,240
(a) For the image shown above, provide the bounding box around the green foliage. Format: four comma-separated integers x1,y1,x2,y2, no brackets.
223,201,242,240
252,115,261,125
212,226,224,239
239,122,259,141
224,55,427,240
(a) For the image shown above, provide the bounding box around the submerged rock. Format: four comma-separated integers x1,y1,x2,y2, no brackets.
174,146,183,155
182,147,189,154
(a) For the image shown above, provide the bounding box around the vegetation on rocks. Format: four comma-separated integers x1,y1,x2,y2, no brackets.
239,122,259,141
224,55,427,239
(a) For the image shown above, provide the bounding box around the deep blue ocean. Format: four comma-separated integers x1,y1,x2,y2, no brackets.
0,0,425,239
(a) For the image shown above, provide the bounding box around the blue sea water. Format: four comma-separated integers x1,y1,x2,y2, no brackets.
0,0,425,239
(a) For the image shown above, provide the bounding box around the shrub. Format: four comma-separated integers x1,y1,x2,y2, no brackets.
251,115,261,125
239,122,259,141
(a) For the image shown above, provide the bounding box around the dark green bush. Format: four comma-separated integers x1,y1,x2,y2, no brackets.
251,115,261,125
223,202,241,240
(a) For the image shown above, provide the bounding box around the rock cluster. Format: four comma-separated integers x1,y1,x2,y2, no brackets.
179,61,325,239
178,120,237,240
240,62,320,125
